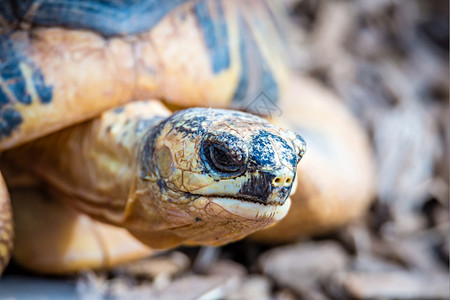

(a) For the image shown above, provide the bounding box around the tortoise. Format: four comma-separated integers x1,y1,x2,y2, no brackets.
0,0,374,274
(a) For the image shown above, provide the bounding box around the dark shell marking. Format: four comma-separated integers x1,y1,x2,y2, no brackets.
0,0,190,36
231,9,280,110
0,35,53,140
194,0,230,74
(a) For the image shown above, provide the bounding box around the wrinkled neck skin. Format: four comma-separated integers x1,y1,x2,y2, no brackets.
5,101,169,227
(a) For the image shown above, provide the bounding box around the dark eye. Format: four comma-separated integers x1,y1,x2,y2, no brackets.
201,133,248,176
209,144,240,172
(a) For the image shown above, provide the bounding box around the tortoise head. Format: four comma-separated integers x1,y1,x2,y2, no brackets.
125,108,306,248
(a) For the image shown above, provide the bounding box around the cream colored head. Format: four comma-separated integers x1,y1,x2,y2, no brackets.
125,108,306,248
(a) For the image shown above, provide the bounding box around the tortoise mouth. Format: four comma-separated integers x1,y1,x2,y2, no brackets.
159,178,279,205
159,176,288,206
156,181,291,229
204,196,291,221
186,192,274,206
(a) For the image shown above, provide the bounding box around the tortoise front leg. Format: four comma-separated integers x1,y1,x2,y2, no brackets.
0,172,13,275
11,186,154,274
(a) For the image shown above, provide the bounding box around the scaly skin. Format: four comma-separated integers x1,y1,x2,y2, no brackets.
0,174,13,273
8,100,305,264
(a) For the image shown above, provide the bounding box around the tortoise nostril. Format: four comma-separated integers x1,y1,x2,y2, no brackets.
272,177,283,187
272,174,294,187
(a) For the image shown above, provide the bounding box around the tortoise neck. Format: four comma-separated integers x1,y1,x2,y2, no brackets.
9,101,171,225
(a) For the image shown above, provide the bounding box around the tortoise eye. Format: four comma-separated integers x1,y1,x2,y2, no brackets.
202,132,248,176
209,144,240,172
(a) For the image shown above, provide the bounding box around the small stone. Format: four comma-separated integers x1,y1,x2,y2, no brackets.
337,222,372,254
206,259,247,278
106,276,135,296
258,241,349,295
113,251,190,280
385,234,448,274
334,271,450,299
192,246,221,273
352,253,404,272
225,275,272,300
118,274,239,300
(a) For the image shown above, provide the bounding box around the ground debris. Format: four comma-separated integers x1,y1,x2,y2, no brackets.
332,271,450,300
75,271,239,300
112,251,190,281
258,241,349,296
114,274,238,300
205,259,247,278
224,274,272,300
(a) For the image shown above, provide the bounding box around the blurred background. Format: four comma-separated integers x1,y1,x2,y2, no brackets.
1,0,448,299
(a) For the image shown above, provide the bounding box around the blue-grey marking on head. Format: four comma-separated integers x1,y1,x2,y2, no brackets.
9,0,190,37
173,114,208,138
249,131,298,170
194,0,230,74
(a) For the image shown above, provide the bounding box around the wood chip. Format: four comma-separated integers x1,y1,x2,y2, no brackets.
259,241,349,295
334,271,449,300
